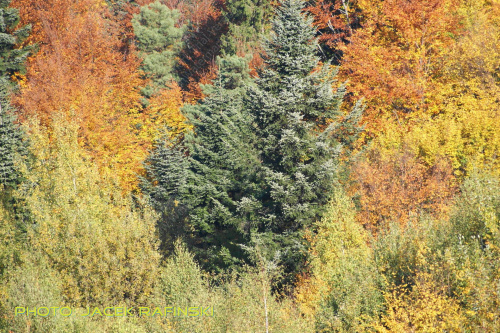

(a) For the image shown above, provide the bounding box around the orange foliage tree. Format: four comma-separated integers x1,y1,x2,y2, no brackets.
306,0,362,64
13,0,148,191
303,0,466,234
339,0,462,134
353,147,457,233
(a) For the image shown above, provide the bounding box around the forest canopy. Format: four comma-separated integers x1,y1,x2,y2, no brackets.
1,0,499,332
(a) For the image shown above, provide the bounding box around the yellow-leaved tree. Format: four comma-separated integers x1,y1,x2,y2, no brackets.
141,83,190,144
373,241,466,333
19,114,161,307
295,191,384,332
403,0,500,179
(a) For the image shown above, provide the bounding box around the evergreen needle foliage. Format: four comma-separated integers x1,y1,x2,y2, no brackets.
133,0,185,98
221,0,274,55
145,0,364,275
246,0,363,266
0,0,33,82
0,0,32,198
144,55,258,270
0,84,25,189
3,0,500,331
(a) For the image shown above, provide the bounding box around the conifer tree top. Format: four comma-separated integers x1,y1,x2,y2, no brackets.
263,0,318,77
0,0,33,81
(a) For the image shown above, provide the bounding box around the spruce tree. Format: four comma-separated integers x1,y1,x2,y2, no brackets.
0,82,24,189
0,0,32,189
245,0,363,273
132,1,185,98
145,0,363,274
221,0,274,55
144,55,260,270
0,0,33,84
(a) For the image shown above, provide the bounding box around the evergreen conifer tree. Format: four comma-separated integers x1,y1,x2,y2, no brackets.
132,1,185,98
245,0,363,274
144,55,260,270
0,81,24,189
0,84,29,224
221,0,274,55
0,0,32,189
0,0,33,84
145,0,363,274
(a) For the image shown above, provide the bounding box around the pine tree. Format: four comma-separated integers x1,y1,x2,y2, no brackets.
132,1,185,98
245,0,363,274
142,135,190,255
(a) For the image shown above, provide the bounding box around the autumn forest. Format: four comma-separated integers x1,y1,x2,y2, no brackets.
1,0,499,332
